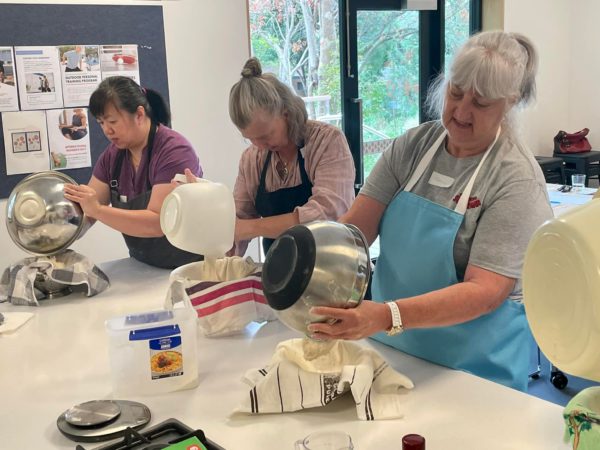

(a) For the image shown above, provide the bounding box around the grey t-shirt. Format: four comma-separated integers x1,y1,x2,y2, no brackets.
361,121,553,296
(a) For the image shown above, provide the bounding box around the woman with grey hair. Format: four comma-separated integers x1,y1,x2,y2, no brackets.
307,31,553,391
228,57,355,255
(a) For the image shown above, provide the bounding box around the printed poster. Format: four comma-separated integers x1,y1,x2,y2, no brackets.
2,110,50,175
46,108,91,170
0,47,19,112
14,46,64,110
100,44,140,82
59,45,101,107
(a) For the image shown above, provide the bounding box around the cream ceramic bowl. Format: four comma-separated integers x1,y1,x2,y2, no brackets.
523,199,600,382
160,178,235,258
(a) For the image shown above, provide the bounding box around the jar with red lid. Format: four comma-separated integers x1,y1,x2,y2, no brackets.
402,433,425,450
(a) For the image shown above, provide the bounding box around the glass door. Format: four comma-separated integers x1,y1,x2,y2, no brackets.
341,0,477,187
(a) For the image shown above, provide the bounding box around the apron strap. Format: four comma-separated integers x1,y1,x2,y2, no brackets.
454,128,500,215
257,151,273,196
257,148,309,194
403,127,501,216
297,149,310,185
109,149,126,195
404,130,447,192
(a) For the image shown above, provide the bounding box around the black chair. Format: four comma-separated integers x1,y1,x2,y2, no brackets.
535,156,565,184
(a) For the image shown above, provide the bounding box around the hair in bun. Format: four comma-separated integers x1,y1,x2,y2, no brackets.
241,57,262,78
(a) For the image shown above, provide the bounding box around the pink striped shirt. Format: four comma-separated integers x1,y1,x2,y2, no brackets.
233,120,356,224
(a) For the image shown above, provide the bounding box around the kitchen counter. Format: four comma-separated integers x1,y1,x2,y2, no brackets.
0,257,569,449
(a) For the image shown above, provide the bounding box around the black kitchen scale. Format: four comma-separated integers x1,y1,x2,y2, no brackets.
57,400,225,449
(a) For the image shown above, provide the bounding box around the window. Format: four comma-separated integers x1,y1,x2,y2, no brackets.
248,0,341,123
247,0,481,182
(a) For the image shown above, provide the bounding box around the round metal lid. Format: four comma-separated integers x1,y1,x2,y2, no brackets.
64,400,121,427
57,400,151,443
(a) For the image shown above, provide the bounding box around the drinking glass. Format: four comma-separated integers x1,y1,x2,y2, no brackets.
571,174,586,191
295,431,354,450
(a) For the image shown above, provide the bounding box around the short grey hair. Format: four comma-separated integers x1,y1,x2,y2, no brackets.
229,57,308,146
426,31,538,129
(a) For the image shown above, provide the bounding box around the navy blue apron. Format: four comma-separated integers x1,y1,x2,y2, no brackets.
110,123,203,269
254,149,313,254
371,130,533,391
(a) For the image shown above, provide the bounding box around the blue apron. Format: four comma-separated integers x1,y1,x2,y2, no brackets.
371,130,532,391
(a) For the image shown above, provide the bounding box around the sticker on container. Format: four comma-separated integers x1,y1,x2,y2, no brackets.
163,436,208,450
149,335,184,380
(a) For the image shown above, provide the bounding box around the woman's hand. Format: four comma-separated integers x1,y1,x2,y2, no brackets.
307,300,392,341
63,183,102,219
171,168,198,186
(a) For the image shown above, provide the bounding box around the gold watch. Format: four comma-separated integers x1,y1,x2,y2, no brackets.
385,301,404,336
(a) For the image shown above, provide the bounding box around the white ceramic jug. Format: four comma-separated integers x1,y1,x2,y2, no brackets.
160,178,235,257
523,198,600,382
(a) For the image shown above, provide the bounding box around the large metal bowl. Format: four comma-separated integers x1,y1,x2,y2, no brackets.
6,171,85,255
262,221,371,336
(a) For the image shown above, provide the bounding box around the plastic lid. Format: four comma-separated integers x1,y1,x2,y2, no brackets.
261,224,316,311
402,434,425,450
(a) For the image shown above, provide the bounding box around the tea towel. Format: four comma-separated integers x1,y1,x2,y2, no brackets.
235,338,414,420
166,256,277,337
564,386,600,450
0,249,110,306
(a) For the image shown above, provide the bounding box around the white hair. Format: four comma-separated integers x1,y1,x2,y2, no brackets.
426,31,538,136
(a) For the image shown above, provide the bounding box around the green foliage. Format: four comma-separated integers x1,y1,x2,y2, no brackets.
249,0,472,175
251,36,279,68
317,51,341,114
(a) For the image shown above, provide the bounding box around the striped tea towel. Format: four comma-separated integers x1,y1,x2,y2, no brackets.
0,250,110,306
235,338,414,420
166,256,277,337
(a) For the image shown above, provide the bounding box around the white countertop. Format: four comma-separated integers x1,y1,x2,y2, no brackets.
0,258,569,450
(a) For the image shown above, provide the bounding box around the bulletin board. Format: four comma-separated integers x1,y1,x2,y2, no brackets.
0,3,169,198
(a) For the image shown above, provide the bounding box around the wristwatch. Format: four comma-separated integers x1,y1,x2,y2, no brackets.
385,301,404,336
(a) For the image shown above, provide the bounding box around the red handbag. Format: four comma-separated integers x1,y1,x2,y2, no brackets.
554,128,592,154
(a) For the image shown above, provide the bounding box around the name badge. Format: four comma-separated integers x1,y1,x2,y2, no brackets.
428,171,454,188
119,195,128,202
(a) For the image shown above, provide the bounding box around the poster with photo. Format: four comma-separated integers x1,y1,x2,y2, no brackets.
14,46,64,110
59,45,101,107
2,110,50,175
100,44,140,82
46,108,91,170
0,47,19,112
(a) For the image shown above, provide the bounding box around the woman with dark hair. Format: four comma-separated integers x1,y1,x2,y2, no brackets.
227,57,356,255
64,76,203,269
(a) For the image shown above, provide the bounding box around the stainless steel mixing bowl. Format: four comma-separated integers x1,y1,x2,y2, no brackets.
262,221,371,336
6,171,85,255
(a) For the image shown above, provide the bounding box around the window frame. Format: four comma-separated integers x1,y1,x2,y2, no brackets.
339,0,482,189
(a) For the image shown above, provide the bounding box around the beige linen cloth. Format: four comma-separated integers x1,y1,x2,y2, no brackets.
166,256,277,337
235,338,414,420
